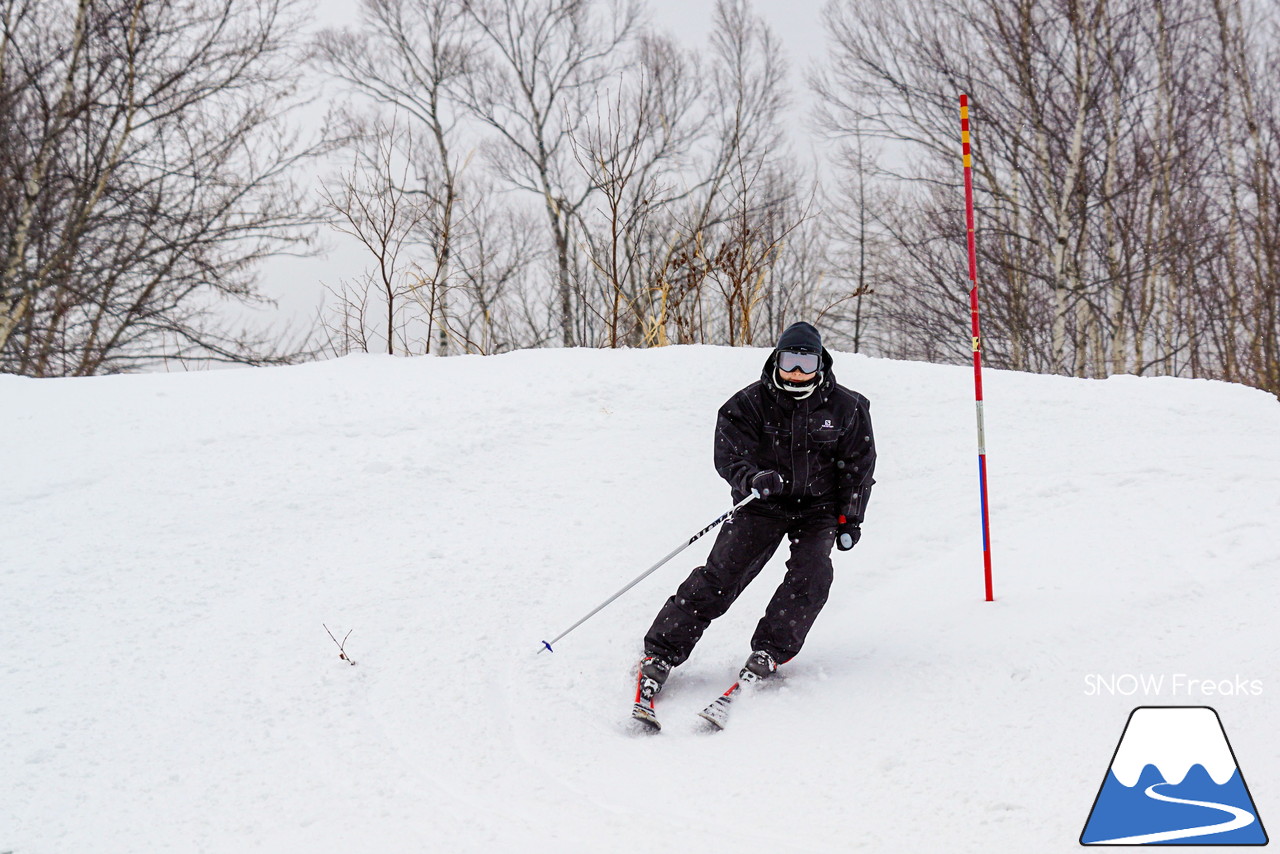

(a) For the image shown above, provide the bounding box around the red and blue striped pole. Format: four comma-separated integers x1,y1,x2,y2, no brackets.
959,94,994,602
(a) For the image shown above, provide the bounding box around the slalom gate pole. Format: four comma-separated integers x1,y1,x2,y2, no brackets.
959,94,995,602
538,491,758,654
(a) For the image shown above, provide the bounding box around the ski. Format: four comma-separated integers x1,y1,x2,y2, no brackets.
632,701,660,730
631,668,661,732
698,660,774,730
696,680,740,730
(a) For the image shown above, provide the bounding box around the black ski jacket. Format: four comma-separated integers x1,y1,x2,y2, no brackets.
714,348,876,523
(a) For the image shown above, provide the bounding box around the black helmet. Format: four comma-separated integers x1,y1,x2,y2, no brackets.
775,321,822,353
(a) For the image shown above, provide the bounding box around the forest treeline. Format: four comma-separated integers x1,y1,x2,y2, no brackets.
3,0,1278,397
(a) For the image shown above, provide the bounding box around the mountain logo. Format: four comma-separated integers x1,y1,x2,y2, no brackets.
1081,706,1267,845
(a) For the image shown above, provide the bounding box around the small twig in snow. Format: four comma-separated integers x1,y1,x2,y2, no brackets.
323,623,357,666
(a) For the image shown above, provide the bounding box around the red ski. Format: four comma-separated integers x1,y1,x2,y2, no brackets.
697,680,743,730
631,668,661,731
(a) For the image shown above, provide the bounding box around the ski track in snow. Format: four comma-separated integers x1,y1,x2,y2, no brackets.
1085,782,1256,844
4,349,1280,852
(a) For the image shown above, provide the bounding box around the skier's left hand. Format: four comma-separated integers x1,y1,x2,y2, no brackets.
836,516,861,551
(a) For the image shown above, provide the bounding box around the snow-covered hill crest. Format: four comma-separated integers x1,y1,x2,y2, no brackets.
5,348,1279,852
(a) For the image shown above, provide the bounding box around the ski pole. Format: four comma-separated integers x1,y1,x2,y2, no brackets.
538,490,758,654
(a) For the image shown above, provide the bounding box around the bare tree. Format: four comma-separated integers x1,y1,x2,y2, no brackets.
455,0,641,347
319,121,432,355
1210,0,1280,394
313,0,816,358
0,0,320,376
812,0,1280,394
814,133,890,354
569,33,702,347
313,0,479,356
651,0,805,347
447,193,544,353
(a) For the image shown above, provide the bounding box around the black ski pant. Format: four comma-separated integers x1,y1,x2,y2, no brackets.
643,507,838,667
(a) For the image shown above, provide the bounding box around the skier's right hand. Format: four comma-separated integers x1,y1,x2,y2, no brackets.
751,469,784,498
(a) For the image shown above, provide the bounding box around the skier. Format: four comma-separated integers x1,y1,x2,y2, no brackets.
637,321,876,711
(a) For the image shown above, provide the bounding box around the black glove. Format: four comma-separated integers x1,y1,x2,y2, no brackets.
836,515,861,551
750,469,784,498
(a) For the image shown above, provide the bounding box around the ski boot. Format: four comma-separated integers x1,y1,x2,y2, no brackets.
739,649,777,684
632,655,672,731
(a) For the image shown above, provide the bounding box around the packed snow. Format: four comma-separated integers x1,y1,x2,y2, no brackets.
4,346,1279,852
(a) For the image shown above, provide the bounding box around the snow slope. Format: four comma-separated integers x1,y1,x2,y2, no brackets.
4,347,1280,853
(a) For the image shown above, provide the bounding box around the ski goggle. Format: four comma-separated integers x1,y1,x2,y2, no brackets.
777,350,820,374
